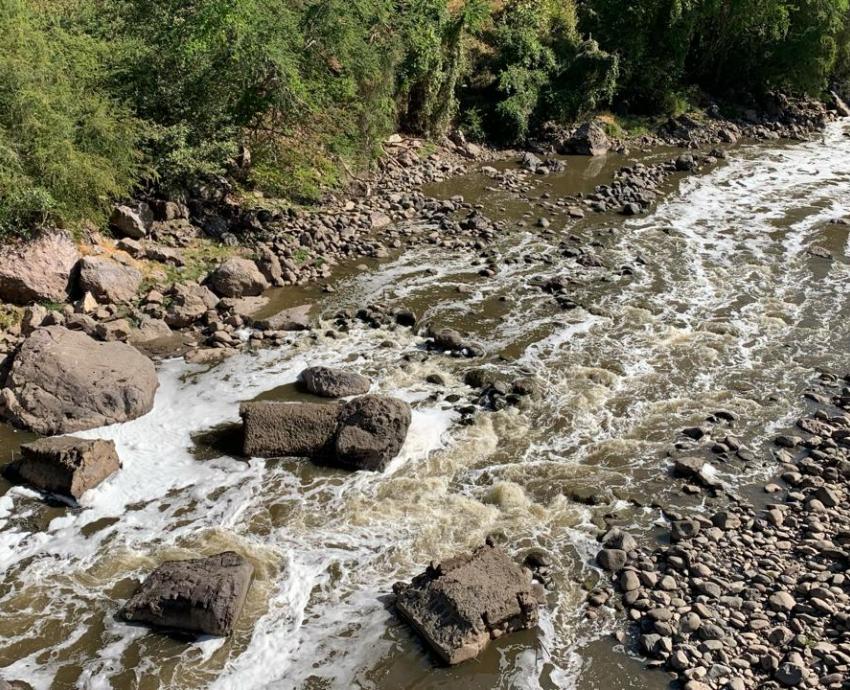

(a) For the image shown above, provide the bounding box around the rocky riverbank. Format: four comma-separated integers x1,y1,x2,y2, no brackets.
0,92,849,689
589,372,850,689
0,94,844,400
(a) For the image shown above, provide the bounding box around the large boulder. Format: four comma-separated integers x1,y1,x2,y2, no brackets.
207,257,269,298
109,203,152,240
299,366,371,399
240,395,411,471
165,282,220,329
240,401,339,458
121,552,253,636
0,231,80,305
78,256,142,304
393,544,542,665
0,326,159,435
7,436,120,499
559,121,610,156
334,395,411,471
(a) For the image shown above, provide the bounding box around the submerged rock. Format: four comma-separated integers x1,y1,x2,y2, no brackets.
0,231,80,306
7,436,120,500
299,366,371,398
0,326,159,435
121,552,253,636
393,543,542,665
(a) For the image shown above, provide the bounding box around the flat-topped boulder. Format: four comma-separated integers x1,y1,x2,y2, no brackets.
254,304,312,332
393,543,542,665
299,366,371,398
0,231,80,305
121,552,253,636
240,394,411,471
240,401,339,458
0,326,159,435
7,437,120,499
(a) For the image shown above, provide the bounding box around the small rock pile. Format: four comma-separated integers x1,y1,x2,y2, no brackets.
590,387,850,690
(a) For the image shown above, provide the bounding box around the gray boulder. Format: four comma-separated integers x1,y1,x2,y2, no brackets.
240,401,339,458
334,395,411,471
0,231,80,305
109,203,152,239
299,366,371,398
831,90,850,118
254,304,312,332
560,121,610,156
255,247,284,286
165,282,220,328
127,317,174,345
393,544,541,665
429,328,481,356
9,436,120,499
121,552,253,636
208,257,269,298
0,326,159,435
78,256,142,304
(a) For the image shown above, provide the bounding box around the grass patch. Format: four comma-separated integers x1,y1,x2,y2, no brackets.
0,305,22,332
292,248,311,266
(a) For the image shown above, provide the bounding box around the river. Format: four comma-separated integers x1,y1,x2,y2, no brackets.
1,121,849,689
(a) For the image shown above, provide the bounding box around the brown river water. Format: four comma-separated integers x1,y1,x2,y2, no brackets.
1,123,850,689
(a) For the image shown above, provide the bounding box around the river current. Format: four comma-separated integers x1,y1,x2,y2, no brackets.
1,122,849,689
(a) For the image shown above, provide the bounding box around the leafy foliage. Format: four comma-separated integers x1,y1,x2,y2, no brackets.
0,0,140,236
2,0,850,238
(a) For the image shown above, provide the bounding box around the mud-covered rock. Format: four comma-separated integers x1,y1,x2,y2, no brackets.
121,552,253,636
393,543,541,665
240,401,339,458
334,395,411,471
0,326,158,435
299,366,371,399
240,394,411,471
8,436,120,499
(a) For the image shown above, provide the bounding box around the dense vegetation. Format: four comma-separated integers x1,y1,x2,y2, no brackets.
2,0,850,237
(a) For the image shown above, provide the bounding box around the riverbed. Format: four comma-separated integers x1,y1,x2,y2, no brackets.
1,122,849,689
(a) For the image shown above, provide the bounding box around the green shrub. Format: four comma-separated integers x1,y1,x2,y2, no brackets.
0,0,140,237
